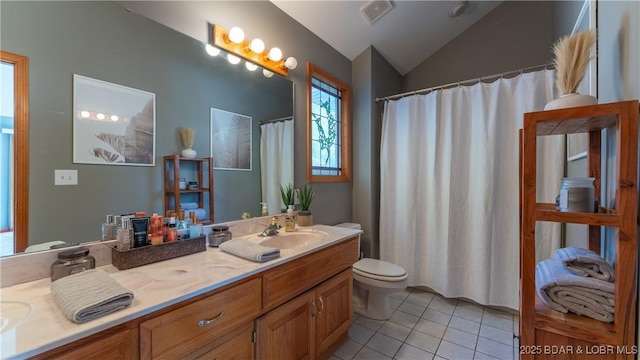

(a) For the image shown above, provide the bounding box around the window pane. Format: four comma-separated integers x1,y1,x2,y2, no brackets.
311,76,342,175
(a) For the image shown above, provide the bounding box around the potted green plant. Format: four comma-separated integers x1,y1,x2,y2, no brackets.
280,183,295,211
296,183,315,226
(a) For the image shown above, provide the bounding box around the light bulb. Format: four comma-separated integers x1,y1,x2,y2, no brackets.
205,44,220,57
268,47,282,61
227,53,241,64
284,57,298,70
110,115,119,121
80,110,90,118
228,26,245,44
245,62,258,71
96,113,105,120
249,38,265,53
263,69,274,78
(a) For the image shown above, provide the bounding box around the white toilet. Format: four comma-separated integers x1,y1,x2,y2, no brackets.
336,223,408,320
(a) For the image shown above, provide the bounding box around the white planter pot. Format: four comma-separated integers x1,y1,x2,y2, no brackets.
544,93,597,110
181,148,197,159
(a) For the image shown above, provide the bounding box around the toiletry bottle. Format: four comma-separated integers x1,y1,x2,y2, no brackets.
116,218,131,251
131,217,150,248
167,216,177,242
285,205,297,232
189,216,203,238
261,202,268,216
101,214,117,241
150,213,164,245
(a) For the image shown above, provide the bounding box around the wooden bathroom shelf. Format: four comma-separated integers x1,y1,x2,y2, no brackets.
519,100,638,359
163,155,214,223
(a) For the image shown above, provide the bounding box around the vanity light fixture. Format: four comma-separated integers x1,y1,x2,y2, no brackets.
212,24,297,77
245,62,258,71
227,53,241,65
205,44,220,57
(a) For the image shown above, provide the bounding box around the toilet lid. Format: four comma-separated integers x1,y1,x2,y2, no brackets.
353,258,407,278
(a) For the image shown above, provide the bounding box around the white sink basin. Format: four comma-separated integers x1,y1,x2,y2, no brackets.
259,229,328,249
0,301,32,334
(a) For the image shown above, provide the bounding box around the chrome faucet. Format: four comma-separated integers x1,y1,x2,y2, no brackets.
260,216,281,237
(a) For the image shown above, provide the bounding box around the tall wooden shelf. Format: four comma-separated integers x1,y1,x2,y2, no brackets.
520,100,638,359
163,155,214,224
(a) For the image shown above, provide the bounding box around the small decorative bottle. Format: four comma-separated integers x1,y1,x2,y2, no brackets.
116,218,131,251
285,205,297,232
101,214,117,241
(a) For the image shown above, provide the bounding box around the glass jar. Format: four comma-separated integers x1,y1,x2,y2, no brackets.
51,247,96,282
558,177,596,212
179,178,187,190
207,225,232,247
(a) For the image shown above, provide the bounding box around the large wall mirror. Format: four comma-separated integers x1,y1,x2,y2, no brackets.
0,1,294,256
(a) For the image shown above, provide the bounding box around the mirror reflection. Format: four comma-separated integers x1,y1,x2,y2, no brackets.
0,1,294,256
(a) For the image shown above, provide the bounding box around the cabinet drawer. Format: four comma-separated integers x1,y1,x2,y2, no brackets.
262,236,359,310
192,321,255,360
140,277,261,359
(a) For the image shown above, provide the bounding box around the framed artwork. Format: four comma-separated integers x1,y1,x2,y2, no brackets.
210,108,252,171
73,74,155,166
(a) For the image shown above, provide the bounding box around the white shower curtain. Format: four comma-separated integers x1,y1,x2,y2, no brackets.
380,69,562,310
260,120,294,216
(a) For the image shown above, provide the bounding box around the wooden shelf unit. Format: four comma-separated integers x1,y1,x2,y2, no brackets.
520,100,638,359
163,155,214,223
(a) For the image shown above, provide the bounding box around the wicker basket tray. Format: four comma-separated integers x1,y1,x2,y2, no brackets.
111,236,206,270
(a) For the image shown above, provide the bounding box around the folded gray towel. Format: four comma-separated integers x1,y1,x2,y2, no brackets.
554,246,615,282
219,238,280,262
50,269,134,323
536,258,614,322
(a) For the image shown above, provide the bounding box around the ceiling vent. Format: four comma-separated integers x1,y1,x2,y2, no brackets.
360,0,394,25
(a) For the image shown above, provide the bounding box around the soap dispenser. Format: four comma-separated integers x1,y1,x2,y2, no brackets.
261,202,268,217
285,205,297,232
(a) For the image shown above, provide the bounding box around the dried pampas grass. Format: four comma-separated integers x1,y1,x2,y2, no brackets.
180,128,195,148
552,29,596,94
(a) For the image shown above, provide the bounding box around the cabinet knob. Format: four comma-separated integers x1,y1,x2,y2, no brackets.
197,311,225,327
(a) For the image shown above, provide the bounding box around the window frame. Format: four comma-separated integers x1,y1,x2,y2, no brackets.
306,63,351,183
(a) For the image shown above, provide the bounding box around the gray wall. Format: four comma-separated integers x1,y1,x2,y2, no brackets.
1,1,293,245
403,1,554,92
352,47,402,258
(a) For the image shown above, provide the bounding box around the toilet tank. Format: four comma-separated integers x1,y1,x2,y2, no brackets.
335,223,361,230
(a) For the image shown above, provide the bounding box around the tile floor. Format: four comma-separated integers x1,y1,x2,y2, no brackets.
330,287,519,360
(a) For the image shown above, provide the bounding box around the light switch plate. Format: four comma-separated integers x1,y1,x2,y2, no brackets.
54,169,78,185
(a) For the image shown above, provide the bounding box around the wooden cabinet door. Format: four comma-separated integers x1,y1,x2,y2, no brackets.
256,290,316,360
315,269,352,359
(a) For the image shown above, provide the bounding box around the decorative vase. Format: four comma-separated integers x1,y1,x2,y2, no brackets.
544,93,597,111
297,211,313,227
181,148,197,158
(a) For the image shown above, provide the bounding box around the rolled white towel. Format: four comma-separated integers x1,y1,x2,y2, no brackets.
50,269,134,323
554,246,615,282
219,238,280,262
536,258,614,322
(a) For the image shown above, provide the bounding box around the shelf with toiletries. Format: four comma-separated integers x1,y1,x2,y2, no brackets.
520,100,638,358
163,155,214,224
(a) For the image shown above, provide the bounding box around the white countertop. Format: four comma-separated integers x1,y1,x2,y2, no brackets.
0,225,361,359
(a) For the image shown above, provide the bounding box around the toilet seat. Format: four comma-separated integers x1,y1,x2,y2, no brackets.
353,258,408,282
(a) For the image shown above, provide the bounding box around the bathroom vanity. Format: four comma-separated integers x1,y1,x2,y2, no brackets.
0,225,361,360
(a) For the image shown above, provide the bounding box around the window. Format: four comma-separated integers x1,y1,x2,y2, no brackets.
306,63,351,182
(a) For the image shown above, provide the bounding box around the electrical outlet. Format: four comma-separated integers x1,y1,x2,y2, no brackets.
54,169,78,185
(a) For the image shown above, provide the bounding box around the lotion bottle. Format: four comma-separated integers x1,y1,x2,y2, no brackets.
261,202,268,216
285,205,297,232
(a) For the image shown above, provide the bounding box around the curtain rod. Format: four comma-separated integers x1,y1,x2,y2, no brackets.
375,63,554,102
259,116,293,125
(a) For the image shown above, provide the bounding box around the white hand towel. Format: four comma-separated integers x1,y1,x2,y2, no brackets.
50,269,134,323
219,238,280,262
